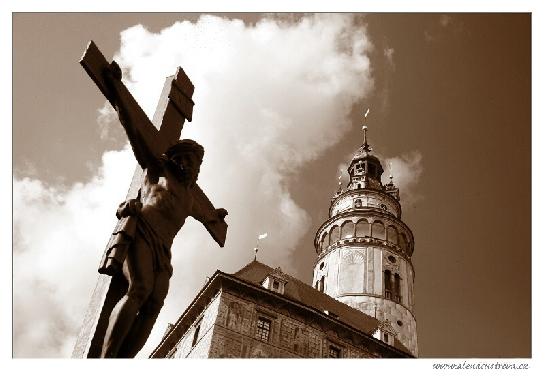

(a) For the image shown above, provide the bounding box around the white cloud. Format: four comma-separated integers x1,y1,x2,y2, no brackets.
13,146,135,357
13,14,373,357
383,151,424,207
338,162,349,186
96,103,118,141
13,158,38,179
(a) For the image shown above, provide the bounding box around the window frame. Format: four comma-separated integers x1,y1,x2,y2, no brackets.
384,269,392,299
328,344,342,358
394,273,402,303
255,316,272,342
318,276,325,292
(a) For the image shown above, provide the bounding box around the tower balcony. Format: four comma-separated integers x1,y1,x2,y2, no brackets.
314,208,414,257
316,236,413,264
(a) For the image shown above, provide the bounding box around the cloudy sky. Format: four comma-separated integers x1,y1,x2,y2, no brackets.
11,13,532,359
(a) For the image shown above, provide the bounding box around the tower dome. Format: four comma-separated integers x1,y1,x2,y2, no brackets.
312,112,418,356
346,127,385,191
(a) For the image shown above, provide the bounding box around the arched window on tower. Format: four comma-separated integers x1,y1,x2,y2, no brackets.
321,232,329,251
387,225,398,244
372,221,386,240
384,270,392,300
356,220,370,237
329,225,340,245
394,273,401,303
318,276,325,292
399,233,408,252
340,221,354,239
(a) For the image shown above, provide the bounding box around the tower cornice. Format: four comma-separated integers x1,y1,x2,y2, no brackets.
330,187,402,219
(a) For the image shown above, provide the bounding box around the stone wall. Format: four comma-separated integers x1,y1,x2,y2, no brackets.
206,291,378,358
167,292,221,358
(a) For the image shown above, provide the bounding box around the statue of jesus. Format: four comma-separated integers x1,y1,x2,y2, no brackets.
98,62,227,358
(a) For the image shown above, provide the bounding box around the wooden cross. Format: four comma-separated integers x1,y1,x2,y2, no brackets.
72,41,227,358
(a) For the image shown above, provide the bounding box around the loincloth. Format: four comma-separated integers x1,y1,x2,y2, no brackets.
99,214,173,277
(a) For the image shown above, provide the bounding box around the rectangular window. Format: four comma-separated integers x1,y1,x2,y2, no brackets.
272,280,279,290
255,317,271,342
394,274,402,303
329,345,341,358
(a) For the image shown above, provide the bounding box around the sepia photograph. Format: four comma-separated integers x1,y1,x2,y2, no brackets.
8,7,537,381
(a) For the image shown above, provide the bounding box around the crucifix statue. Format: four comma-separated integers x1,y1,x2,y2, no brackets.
72,41,228,358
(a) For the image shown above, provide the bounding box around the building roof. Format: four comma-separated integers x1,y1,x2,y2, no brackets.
233,259,412,356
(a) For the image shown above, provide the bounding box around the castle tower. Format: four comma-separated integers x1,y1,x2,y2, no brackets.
312,118,418,356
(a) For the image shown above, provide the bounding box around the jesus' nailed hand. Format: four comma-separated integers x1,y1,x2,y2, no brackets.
98,61,228,358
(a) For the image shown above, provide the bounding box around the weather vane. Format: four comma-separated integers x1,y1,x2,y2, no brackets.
254,232,268,260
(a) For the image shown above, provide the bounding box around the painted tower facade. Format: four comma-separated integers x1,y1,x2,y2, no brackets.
312,129,418,356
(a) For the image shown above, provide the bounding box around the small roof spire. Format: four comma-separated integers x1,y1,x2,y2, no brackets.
388,161,394,182
332,173,343,199
362,108,372,153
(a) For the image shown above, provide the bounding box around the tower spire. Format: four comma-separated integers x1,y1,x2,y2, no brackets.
362,108,372,153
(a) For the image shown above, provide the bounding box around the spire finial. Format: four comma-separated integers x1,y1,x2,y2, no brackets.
362,108,372,153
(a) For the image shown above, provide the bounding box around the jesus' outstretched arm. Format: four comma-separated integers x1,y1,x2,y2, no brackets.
103,61,161,171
